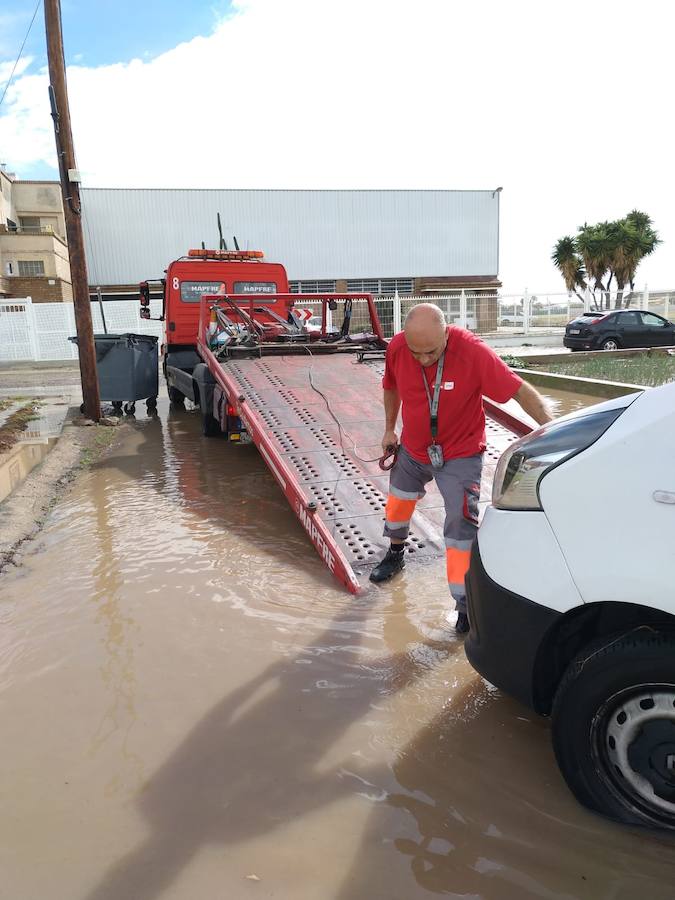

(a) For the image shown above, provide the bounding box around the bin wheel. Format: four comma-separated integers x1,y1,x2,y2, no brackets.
146,397,158,410
124,402,136,415
112,401,123,411
79,403,85,414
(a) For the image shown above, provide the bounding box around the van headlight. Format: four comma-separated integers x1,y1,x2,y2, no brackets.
493,408,625,510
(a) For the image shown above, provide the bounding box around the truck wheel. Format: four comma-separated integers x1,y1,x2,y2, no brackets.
168,385,185,406
551,631,675,830
201,410,221,437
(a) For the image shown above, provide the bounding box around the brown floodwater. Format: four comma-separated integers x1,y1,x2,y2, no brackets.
1,393,672,900
0,438,57,503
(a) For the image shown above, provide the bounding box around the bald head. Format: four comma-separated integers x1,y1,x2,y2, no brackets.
404,304,448,367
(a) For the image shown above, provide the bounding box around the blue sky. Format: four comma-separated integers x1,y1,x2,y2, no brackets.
1,0,232,178
1,1,233,68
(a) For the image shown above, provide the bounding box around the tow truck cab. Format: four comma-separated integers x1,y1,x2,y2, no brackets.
139,249,292,422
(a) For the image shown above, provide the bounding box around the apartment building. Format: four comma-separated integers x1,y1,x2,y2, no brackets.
0,166,72,302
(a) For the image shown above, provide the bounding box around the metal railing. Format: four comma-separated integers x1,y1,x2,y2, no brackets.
2,288,674,362
2,225,57,235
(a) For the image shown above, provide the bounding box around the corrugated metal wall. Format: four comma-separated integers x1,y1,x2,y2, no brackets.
80,188,499,284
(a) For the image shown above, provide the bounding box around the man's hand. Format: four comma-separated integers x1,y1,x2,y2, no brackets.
382,388,401,453
382,429,399,454
514,381,553,426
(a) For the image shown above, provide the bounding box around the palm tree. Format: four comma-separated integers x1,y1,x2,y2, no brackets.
552,211,661,310
551,237,587,302
624,210,661,298
576,223,614,306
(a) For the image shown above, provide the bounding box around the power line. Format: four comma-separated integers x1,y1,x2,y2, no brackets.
0,0,41,110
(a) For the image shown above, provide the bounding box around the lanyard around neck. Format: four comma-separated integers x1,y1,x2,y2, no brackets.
421,350,445,440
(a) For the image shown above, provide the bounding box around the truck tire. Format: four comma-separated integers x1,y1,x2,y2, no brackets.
551,630,675,830
168,385,185,406
201,410,221,437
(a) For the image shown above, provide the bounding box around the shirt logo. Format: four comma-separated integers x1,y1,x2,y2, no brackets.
443,381,455,390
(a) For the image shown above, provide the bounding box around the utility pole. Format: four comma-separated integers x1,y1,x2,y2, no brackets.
44,0,100,421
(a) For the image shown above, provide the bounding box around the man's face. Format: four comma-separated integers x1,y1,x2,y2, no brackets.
405,327,447,368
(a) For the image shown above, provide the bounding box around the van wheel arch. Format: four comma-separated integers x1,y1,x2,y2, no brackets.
532,602,675,715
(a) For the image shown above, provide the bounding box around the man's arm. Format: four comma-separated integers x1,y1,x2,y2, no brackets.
382,388,401,451
514,381,553,426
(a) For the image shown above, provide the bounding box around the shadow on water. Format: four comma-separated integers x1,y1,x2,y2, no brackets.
333,679,675,900
83,585,463,900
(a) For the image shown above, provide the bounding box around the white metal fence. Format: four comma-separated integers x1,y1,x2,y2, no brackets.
2,289,673,362
0,297,164,362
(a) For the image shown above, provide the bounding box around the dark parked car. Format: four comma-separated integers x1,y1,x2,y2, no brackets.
563,309,675,351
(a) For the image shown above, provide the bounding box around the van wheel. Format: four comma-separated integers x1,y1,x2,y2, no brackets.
552,631,675,830
601,337,620,351
201,410,221,437
168,386,185,406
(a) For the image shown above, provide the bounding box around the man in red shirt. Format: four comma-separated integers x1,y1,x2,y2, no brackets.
371,304,552,632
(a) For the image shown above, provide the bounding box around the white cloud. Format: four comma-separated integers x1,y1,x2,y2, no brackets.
0,0,674,292
0,54,33,87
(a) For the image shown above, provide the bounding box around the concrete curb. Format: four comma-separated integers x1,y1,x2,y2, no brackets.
511,345,675,366
513,368,645,399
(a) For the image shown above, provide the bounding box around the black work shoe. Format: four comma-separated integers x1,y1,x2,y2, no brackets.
455,612,470,634
369,547,405,583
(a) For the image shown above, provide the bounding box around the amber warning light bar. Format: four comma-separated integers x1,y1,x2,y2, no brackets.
188,249,265,260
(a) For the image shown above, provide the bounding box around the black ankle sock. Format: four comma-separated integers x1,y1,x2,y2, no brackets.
390,543,405,555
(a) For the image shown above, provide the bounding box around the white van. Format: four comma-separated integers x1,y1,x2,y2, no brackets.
465,380,675,829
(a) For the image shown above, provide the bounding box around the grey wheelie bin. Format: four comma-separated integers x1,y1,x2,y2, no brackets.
69,333,159,414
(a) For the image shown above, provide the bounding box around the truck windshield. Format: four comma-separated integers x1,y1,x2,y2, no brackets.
233,281,278,300
180,281,225,302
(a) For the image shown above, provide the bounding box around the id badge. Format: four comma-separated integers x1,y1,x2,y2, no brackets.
428,442,444,470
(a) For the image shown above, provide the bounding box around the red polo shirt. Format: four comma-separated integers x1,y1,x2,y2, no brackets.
382,326,523,463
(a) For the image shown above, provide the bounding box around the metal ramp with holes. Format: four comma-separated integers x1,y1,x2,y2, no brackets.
209,352,530,593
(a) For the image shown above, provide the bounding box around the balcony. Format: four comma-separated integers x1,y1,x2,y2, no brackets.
0,224,65,240
0,226,68,254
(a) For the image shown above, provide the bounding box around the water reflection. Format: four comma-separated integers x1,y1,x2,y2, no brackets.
83,591,461,900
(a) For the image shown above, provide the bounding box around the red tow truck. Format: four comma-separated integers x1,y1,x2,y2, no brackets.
140,248,528,592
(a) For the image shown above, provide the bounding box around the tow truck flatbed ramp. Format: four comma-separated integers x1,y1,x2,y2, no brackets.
212,351,528,593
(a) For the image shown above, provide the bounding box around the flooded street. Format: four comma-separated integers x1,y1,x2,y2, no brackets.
1,395,673,900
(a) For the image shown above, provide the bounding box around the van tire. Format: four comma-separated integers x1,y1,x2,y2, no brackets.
551,630,675,830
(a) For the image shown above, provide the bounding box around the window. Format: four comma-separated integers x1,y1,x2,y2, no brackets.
17,260,45,276
179,281,225,302
6,218,17,231
640,312,666,327
617,312,639,326
346,278,414,295
233,281,277,294
19,217,41,230
289,280,336,294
